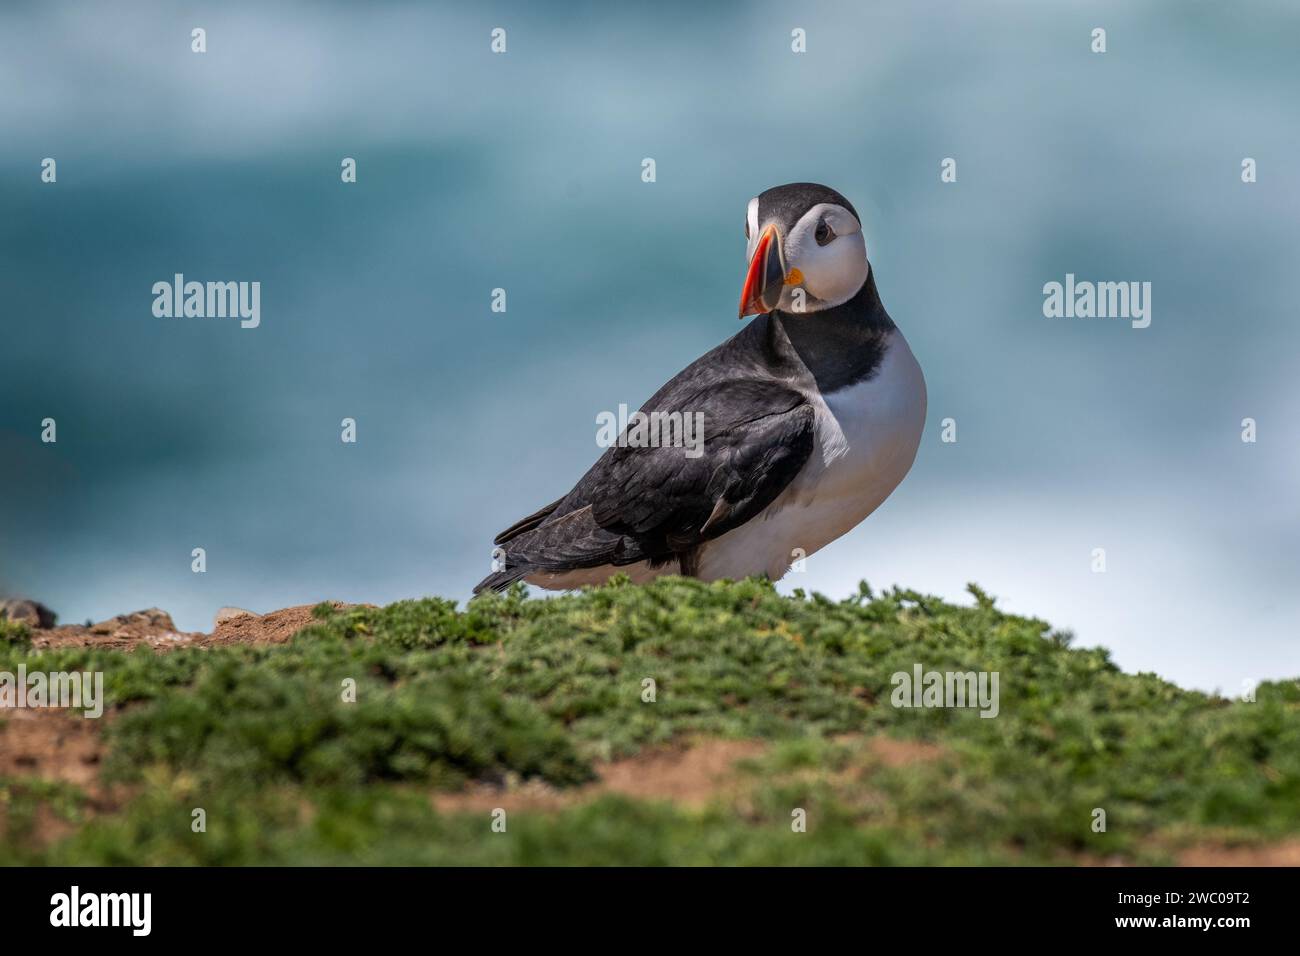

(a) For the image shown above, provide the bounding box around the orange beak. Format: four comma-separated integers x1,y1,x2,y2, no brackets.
738,224,786,318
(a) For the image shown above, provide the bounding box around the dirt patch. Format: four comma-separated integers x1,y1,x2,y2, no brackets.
1178,840,1300,867
0,709,105,790
0,707,131,847
433,739,767,814
597,739,766,806
25,601,365,653
4,800,78,848
863,735,944,768
432,735,949,816
30,608,201,652
0,712,119,842
203,602,358,647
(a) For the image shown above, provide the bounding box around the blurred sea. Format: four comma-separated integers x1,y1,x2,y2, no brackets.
2,0,1297,690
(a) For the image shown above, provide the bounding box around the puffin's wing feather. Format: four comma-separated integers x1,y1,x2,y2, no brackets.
474,378,814,594
492,496,564,545
579,378,814,544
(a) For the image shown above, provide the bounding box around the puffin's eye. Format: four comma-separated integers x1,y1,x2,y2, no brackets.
815,219,834,246
745,218,750,240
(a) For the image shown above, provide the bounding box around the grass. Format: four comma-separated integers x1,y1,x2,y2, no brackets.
0,618,30,649
1,576,1296,865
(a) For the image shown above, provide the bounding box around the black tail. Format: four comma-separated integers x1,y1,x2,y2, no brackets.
473,498,564,594
473,500,638,594
493,496,563,546
472,564,530,595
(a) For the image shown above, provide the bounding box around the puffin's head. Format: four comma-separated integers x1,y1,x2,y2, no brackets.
738,182,868,318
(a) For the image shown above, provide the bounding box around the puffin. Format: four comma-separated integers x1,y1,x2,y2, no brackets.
474,182,926,593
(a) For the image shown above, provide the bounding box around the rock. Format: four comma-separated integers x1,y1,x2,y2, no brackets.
87,608,178,638
27,608,202,652
214,606,257,626
1,599,57,629
135,608,174,627
206,601,368,647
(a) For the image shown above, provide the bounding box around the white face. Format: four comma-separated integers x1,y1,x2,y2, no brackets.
746,198,869,313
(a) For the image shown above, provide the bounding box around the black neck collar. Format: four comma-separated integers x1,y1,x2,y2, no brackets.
772,269,895,393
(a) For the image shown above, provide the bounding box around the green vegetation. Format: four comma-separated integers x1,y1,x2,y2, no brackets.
1,577,1296,865
0,618,30,649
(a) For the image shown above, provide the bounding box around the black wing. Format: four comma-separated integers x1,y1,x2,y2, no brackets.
474,373,814,593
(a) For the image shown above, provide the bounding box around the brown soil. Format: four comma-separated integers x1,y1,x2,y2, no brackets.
857,734,944,768
1178,840,1300,867
31,608,202,651
26,601,363,652
0,709,127,846
432,735,948,816
433,738,768,813
0,708,105,790
203,602,359,647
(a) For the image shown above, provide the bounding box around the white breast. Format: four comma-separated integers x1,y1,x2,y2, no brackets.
696,329,927,581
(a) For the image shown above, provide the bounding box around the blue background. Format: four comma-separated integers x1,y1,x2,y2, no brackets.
2,0,1296,691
